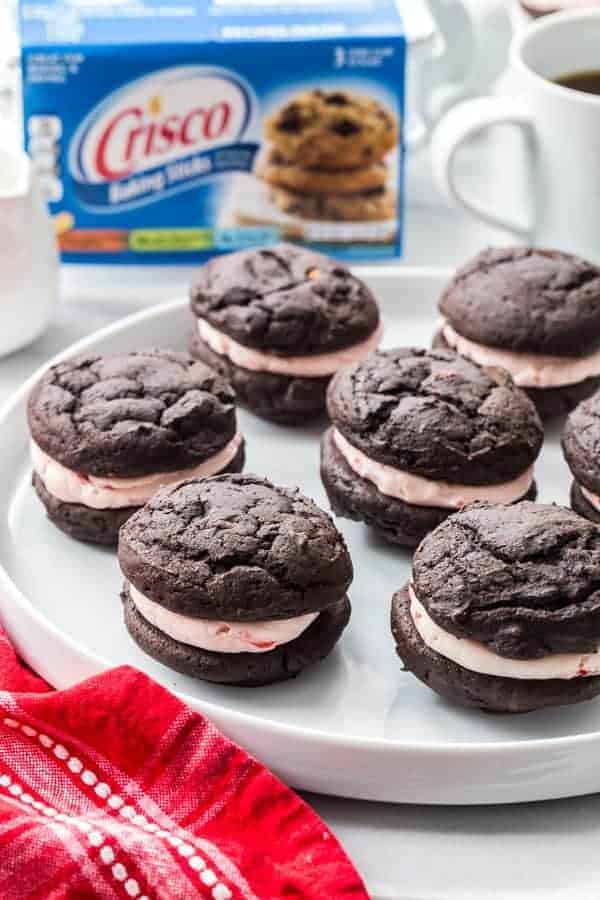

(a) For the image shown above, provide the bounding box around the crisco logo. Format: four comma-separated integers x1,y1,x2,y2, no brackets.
70,66,253,184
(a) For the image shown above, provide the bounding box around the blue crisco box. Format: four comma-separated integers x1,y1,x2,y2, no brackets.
19,0,406,265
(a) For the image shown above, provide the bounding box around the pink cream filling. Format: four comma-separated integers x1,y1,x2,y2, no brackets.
129,583,319,654
31,434,243,510
409,585,600,680
197,317,383,377
332,429,533,509
580,484,600,512
441,319,600,388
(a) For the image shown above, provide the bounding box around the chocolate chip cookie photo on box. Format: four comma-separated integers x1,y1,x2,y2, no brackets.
320,347,543,548
27,350,245,546
257,89,399,225
562,388,600,523
264,89,399,171
118,473,353,686
268,185,396,223
189,243,382,424
392,501,600,713
255,147,389,196
434,246,600,420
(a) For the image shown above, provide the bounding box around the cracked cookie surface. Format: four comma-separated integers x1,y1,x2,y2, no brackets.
326,347,543,484
562,390,600,494
412,501,600,659
265,89,398,170
118,473,354,620
28,350,238,477
190,243,379,355
439,247,600,355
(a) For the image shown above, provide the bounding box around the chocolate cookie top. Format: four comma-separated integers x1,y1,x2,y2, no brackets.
439,247,600,355
264,89,398,170
562,390,600,493
190,243,379,356
413,501,600,659
118,473,353,620
326,348,543,485
28,350,237,478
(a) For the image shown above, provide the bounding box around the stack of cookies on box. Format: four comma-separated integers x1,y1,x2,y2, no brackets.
256,89,399,223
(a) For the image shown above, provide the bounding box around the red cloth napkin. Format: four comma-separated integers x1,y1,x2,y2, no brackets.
0,628,369,899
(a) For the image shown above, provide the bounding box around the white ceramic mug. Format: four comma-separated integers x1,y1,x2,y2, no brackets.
0,143,58,356
431,9,600,260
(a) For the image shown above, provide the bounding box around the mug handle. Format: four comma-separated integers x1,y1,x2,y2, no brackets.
430,96,535,238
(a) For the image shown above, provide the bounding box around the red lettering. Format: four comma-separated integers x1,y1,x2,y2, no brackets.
144,121,157,158
156,115,180,154
95,107,143,181
94,99,235,180
180,109,206,146
124,124,149,166
204,102,231,139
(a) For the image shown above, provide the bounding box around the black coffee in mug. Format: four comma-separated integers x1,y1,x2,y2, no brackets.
555,70,600,95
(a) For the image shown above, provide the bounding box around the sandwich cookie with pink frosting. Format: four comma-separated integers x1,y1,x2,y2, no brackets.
189,242,381,424
118,473,352,685
434,246,600,420
27,351,245,545
392,501,600,713
320,347,543,547
562,389,600,523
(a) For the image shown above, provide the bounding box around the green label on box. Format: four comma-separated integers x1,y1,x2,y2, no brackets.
129,229,214,253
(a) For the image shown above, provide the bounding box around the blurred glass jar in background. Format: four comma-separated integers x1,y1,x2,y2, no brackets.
0,0,58,356
0,0,19,129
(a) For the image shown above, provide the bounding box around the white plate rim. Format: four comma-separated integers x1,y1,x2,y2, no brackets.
3,266,600,788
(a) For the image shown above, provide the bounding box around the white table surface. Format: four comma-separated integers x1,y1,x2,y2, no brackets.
3,3,599,895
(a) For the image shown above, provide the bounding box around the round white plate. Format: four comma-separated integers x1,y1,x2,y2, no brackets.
2,266,600,805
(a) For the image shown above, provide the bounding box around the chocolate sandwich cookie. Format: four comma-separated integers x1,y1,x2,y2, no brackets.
265,89,398,171
321,348,542,547
562,389,600,523
269,185,396,222
119,473,353,686
255,147,388,196
392,501,600,713
435,247,600,419
28,350,245,545
189,243,381,424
